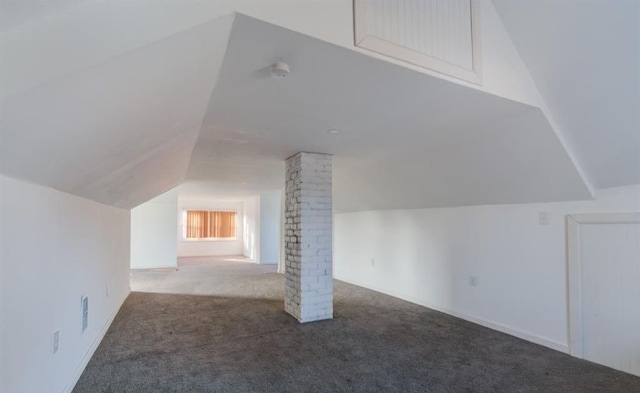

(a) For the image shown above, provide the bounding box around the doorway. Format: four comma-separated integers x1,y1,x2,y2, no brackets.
567,213,640,376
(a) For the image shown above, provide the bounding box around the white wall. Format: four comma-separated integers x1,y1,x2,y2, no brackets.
335,184,640,353
130,199,177,269
177,198,244,257
0,175,130,393
259,192,280,265
243,196,259,261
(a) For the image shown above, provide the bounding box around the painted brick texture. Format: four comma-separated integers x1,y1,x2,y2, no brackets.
284,152,333,323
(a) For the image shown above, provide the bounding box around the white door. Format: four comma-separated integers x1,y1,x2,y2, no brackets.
577,220,640,376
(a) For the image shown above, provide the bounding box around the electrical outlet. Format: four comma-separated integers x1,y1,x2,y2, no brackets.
469,276,478,287
106,284,110,298
538,211,549,225
370,258,375,267
53,330,59,354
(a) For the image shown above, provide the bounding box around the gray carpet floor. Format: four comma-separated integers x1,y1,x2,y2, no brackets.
73,256,640,393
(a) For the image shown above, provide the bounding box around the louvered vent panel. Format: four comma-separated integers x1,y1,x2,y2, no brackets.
355,0,481,84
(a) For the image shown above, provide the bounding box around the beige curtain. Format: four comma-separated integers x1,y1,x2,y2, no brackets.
186,211,235,239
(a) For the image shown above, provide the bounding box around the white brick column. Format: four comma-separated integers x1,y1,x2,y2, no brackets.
284,152,333,323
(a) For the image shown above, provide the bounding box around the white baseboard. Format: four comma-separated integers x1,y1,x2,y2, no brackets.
62,289,130,393
335,275,569,354
130,264,177,270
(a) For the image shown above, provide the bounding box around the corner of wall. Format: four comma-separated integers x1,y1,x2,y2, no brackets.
0,174,5,391
131,200,178,269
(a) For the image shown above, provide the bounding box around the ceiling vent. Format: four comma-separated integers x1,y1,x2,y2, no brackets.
354,0,482,84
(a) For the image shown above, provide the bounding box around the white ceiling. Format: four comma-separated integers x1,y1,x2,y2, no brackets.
0,0,85,31
492,0,640,189
190,15,590,212
0,17,233,208
333,108,588,211
5,5,629,212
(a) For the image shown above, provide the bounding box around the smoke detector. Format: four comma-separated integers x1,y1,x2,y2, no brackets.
271,62,291,78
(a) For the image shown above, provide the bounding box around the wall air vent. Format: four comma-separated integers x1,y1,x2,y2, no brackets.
81,295,89,333
354,0,482,84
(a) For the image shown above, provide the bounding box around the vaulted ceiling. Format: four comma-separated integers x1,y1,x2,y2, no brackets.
1,1,637,212
492,0,640,189
0,0,83,30
1,15,233,208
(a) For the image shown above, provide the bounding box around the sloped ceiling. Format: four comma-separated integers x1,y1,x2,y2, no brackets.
0,0,84,31
492,0,640,189
2,9,597,212
0,16,233,208
190,15,590,212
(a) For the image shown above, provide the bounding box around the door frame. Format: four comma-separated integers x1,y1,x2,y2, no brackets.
566,212,640,358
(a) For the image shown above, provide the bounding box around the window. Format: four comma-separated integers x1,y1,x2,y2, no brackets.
183,210,237,240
